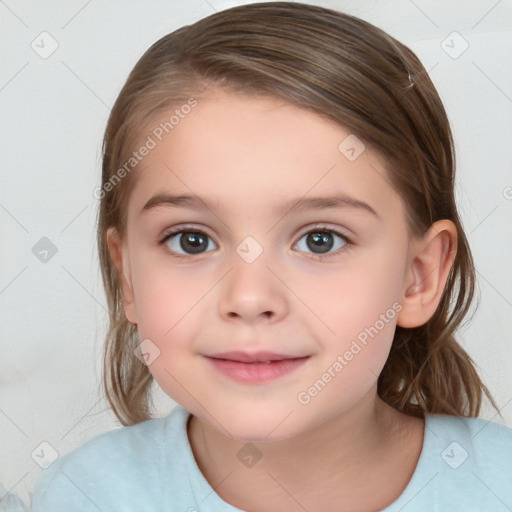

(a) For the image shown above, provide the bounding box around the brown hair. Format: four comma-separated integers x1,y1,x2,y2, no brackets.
97,1,497,426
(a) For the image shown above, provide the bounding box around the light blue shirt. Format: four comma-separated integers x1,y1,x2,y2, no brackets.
31,404,512,511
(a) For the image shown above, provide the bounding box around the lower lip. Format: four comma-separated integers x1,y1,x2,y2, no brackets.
205,356,309,384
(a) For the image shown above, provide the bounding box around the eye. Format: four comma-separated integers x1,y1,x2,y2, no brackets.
294,228,349,257
160,229,218,256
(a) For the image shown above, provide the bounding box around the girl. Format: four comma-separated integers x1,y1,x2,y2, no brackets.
32,2,512,511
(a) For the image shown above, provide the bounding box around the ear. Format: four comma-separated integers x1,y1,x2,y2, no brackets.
106,227,138,325
396,220,457,328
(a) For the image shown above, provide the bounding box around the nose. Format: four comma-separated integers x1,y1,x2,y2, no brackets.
217,254,288,324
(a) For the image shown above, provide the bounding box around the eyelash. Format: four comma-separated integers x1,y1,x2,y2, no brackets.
158,224,352,260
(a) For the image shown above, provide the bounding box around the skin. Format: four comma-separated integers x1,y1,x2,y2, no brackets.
108,88,457,511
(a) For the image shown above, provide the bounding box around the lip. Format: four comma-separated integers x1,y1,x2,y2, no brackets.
205,350,304,363
204,351,310,384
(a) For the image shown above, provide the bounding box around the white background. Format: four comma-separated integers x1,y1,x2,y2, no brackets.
1,0,511,509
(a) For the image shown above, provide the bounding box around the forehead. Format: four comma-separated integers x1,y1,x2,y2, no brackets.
126,89,402,221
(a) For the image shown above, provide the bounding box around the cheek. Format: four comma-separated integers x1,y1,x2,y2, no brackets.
129,261,215,395
132,275,197,403
131,256,215,341
292,246,405,392
294,248,405,341
295,287,400,424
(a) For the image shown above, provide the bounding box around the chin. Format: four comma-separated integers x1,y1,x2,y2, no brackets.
220,404,309,443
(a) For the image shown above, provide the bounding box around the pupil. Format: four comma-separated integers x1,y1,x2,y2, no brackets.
307,232,333,253
180,232,208,254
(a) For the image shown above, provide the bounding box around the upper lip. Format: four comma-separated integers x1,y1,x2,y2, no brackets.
205,351,308,363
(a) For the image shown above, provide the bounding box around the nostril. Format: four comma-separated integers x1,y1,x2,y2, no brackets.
226,310,273,318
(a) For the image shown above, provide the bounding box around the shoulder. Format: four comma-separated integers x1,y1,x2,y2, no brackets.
51,413,168,467
412,414,511,511
31,406,189,511
426,413,512,462
385,414,512,512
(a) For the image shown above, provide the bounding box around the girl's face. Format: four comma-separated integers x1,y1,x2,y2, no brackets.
112,89,415,441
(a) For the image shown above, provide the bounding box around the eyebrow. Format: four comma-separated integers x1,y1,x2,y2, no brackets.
140,193,380,218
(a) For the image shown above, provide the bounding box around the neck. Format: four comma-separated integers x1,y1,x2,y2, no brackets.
186,387,424,511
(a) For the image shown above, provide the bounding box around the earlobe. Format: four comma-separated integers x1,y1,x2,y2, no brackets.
397,220,457,328
106,227,138,325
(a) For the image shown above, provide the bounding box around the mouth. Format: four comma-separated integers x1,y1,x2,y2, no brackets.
205,350,307,363
204,351,310,384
